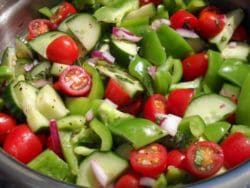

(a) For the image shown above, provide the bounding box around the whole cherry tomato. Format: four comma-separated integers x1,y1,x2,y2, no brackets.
167,150,186,169
0,113,16,144
115,173,142,188
170,10,198,30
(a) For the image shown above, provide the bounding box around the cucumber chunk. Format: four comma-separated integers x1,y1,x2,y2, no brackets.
50,62,69,76
221,42,250,61
184,94,236,124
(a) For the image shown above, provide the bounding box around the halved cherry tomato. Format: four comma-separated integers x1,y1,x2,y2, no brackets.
58,65,92,96
0,113,16,144
166,89,194,117
119,97,143,115
27,19,56,40
105,79,131,107
3,125,42,164
115,173,142,188
170,10,198,30
50,2,77,25
167,150,186,169
197,6,226,39
231,25,248,42
140,0,162,6
143,94,166,122
130,143,168,178
182,53,208,81
185,141,224,179
46,35,79,65
221,132,250,169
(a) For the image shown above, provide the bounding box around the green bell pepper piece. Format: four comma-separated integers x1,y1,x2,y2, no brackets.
89,118,113,151
156,25,193,59
230,125,250,138
141,30,167,66
204,121,231,143
38,7,53,18
218,59,250,87
57,115,86,132
129,55,154,95
155,5,169,19
186,0,208,12
202,50,224,92
109,118,167,149
154,174,168,188
236,73,250,126
83,63,104,99
153,70,172,95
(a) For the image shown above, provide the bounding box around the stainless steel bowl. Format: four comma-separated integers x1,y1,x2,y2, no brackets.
0,0,249,187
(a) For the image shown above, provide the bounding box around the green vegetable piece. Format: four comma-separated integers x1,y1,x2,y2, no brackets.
163,0,177,14
38,7,53,18
170,77,202,91
166,166,190,185
186,0,207,12
204,121,231,143
28,150,73,183
59,131,79,175
230,125,250,138
156,24,193,59
83,63,104,99
129,55,154,96
141,30,167,66
124,3,156,20
109,118,167,149
236,73,250,126
220,83,240,99
115,143,133,160
94,0,139,23
57,115,86,131
74,146,96,156
218,59,250,87
0,66,12,80
155,5,169,19
203,50,224,92
89,118,113,151
153,70,171,95
154,174,168,188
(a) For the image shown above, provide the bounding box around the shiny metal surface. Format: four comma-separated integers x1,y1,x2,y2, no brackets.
0,0,249,187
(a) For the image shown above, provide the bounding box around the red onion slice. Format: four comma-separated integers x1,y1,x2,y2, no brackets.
148,66,157,79
90,160,109,187
175,28,199,39
49,119,63,158
112,27,142,42
151,19,171,30
160,114,182,136
139,177,156,187
91,50,115,64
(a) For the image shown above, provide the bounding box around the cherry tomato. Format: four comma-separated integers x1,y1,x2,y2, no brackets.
185,141,224,179
115,173,142,188
221,132,250,169
139,0,162,6
3,125,42,164
170,10,198,30
105,79,131,107
50,2,77,25
143,94,166,122
130,143,168,177
119,97,143,115
0,113,16,144
46,35,79,65
37,133,48,149
166,89,194,117
182,53,208,81
27,19,56,40
231,25,248,42
58,65,92,96
197,6,226,39
167,150,186,169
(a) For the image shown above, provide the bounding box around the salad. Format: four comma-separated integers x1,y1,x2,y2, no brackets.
0,0,250,187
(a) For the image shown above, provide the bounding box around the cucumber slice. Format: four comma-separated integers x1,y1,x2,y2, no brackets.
209,9,244,51
15,36,33,59
28,61,51,80
36,84,69,120
29,31,66,59
50,62,69,76
66,13,101,51
110,38,138,67
1,47,17,76
184,94,236,124
58,14,78,34
76,151,128,187
221,42,250,61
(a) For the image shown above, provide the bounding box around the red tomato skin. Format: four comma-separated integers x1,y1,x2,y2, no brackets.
3,125,42,164
119,97,143,115
115,174,142,188
46,35,79,65
182,53,208,81
170,10,198,30
167,150,186,169
197,6,225,39
221,132,250,169
186,141,224,179
50,2,77,25
140,0,162,6
231,25,248,42
166,89,194,117
58,65,92,96
130,143,168,178
0,113,16,144
143,94,166,122
105,79,131,107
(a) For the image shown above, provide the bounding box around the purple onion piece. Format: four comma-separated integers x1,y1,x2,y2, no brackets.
49,119,63,158
112,27,142,42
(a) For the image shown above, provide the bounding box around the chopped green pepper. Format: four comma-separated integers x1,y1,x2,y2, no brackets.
154,174,168,188
155,4,169,19
109,118,167,149
153,70,172,95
